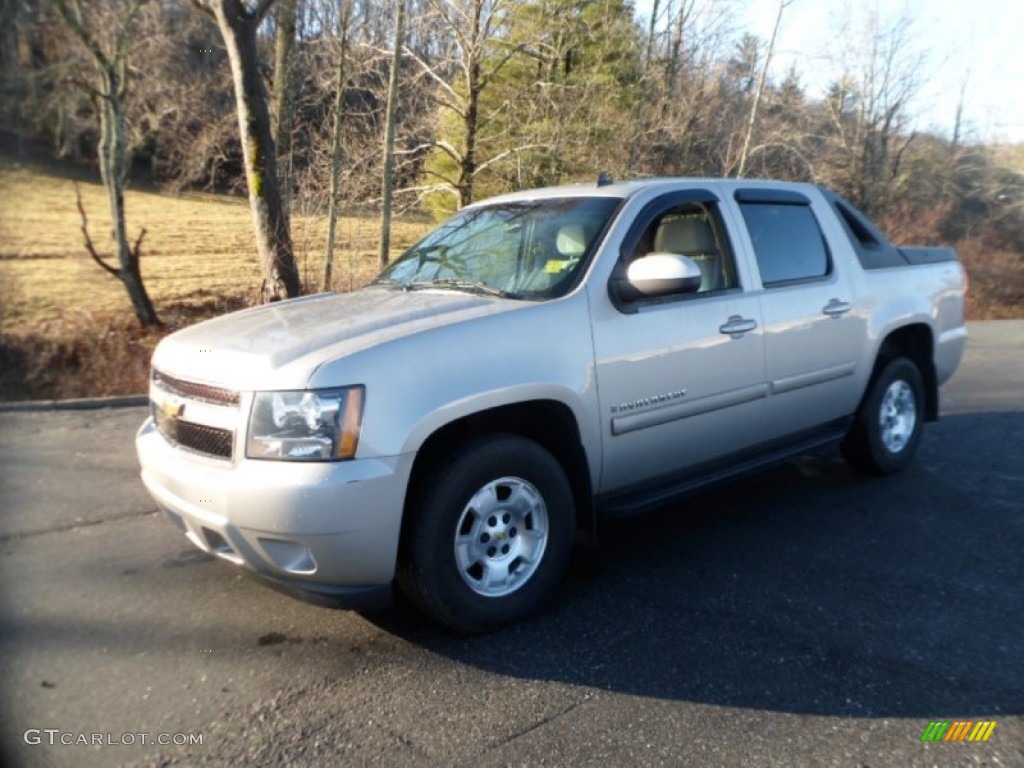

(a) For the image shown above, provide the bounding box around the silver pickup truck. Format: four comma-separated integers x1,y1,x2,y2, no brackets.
136,178,967,632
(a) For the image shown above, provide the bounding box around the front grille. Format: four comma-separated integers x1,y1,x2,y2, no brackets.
154,409,234,459
153,369,239,406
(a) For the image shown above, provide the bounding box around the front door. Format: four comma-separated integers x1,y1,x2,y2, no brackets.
590,193,767,495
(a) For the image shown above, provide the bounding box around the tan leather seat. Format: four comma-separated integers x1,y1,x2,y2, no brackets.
654,216,724,292
556,224,587,259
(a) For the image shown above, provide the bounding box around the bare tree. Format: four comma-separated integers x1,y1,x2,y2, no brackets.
0,0,32,156
950,66,970,151
410,0,527,211
822,7,923,213
192,0,301,302
736,0,789,177
626,0,740,178
52,0,159,327
378,0,406,267
272,0,298,215
627,0,668,173
322,0,354,290
664,0,698,97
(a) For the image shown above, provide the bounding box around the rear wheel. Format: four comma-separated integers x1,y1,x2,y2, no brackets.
842,357,925,475
398,434,574,633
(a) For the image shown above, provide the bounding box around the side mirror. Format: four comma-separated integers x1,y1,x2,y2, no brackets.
614,253,702,300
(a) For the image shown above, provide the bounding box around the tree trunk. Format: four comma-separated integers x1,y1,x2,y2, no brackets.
99,64,159,326
212,0,300,302
459,79,479,208
53,0,159,328
665,0,690,98
272,0,297,216
323,0,351,292
378,0,406,268
457,0,483,209
736,0,786,178
628,0,660,173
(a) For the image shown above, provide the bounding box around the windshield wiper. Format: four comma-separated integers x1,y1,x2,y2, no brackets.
409,278,520,299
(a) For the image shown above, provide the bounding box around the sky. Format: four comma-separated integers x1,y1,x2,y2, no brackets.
638,0,1024,144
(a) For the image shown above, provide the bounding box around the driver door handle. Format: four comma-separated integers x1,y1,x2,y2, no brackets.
719,315,758,337
823,298,852,317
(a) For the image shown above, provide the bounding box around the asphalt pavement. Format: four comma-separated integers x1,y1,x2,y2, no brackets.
1,321,1021,767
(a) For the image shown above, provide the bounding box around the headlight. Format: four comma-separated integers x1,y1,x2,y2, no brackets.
247,386,364,461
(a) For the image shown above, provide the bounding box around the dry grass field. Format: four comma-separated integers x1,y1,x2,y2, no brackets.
0,157,429,331
0,156,430,400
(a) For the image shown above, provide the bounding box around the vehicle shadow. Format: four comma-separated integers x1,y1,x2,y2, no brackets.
365,411,1024,718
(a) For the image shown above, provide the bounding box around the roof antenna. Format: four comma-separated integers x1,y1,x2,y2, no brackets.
597,171,613,187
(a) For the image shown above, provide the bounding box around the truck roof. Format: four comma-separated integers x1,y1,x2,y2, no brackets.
471,177,824,207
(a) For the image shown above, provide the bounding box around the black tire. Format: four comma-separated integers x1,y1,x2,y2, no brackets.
397,434,575,634
842,356,925,475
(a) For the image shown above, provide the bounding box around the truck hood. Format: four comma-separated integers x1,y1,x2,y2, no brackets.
151,288,519,390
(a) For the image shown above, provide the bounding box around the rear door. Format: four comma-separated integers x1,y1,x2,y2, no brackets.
731,188,866,440
589,190,767,496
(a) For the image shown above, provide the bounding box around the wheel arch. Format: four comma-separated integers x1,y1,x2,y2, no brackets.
867,322,938,421
399,400,596,555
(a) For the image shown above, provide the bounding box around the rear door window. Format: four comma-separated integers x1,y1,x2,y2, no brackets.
738,202,830,286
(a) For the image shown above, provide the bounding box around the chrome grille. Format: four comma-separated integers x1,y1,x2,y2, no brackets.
152,369,239,406
153,408,234,459
151,370,238,460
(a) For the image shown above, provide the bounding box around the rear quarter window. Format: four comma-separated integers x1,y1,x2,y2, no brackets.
739,202,830,285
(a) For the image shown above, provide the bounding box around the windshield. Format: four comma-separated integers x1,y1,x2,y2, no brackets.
375,197,621,299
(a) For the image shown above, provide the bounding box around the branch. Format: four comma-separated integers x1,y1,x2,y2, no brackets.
479,43,535,90
401,45,461,104
189,0,215,17
744,142,815,177
393,142,438,157
477,99,513,133
74,184,122,280
433,139,463,165
252,0,278,23
427,0,470,54
473,144,548,175
430,94,467,119
52,0,83,34
116,60,131,100
421,167,460,188
394,182,459,197
67,75,105,100
394,182,462,210
131,228,148,267
114,0,150,61
53,0,110,68
890,130,917,180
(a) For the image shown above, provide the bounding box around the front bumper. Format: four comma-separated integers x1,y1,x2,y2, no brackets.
136,418,414,608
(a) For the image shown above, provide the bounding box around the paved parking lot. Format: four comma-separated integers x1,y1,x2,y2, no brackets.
1,321,1021,767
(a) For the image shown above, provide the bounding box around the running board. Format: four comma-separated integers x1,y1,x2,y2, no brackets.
596,421,850,518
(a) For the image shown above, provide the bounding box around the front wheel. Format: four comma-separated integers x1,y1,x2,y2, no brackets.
397,434,575,634
842,357,925,475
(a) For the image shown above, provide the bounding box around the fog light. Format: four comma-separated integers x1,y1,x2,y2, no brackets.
259,538,317,574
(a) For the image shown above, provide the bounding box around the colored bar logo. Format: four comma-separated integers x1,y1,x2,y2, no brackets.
921,721,996,742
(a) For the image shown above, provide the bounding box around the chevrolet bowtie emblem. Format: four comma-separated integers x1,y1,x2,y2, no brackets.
162,397,185,419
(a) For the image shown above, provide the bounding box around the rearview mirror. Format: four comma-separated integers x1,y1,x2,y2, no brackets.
616,253,702,299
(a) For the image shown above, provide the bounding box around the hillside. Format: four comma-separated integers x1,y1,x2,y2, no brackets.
0,156,429,400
